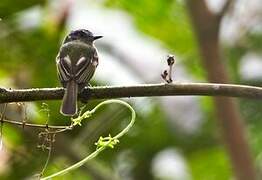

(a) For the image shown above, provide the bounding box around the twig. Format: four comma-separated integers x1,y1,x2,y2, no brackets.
1,117,71,129
161,55,175,83
0,103,7,150
39,134,54,178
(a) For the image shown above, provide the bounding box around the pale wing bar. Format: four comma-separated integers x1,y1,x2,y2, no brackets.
75,56,95,84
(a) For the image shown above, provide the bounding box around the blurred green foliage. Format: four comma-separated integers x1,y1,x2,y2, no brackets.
188,147,232,180
105,0,205,79
0,0,45,18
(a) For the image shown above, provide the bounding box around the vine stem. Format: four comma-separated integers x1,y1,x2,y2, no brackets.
41,99,136,180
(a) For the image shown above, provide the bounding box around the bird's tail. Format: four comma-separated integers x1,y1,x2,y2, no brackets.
60,80,78,116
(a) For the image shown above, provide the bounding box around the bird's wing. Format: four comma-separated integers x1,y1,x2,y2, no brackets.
56,55,72,86
75,54,97,84
57,42,98,86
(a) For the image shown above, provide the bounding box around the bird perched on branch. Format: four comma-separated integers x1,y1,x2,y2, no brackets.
56,29,102,116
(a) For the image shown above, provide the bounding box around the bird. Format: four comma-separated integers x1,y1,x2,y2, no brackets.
56,29,102,116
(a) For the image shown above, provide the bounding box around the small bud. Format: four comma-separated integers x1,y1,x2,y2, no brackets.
167,55,175,66
161,70,168,80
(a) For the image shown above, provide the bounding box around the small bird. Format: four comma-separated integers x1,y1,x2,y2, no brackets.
56,29,102,116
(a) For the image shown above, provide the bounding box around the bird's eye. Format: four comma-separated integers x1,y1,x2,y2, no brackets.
79,32,86,37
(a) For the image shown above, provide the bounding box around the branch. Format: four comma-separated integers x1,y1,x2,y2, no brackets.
1,117,70,129
0,83,262,103
217,0,234,21
187,1,256,179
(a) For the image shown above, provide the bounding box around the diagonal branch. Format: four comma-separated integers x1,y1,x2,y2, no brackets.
217,0,235,21
0,83,261,103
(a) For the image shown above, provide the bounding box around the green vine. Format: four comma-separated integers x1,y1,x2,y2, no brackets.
41,99,136,180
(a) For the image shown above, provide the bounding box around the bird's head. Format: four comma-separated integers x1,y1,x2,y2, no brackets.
63,29,103,44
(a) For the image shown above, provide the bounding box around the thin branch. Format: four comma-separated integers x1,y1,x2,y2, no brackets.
0,83,261,103
2,117,70,129
217,0,234,21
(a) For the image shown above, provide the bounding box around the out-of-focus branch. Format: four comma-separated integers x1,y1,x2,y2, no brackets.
0,83,261,103
186,0,256,180
217,0,235,21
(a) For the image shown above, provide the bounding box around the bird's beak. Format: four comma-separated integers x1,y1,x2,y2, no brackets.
93,35,103,40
